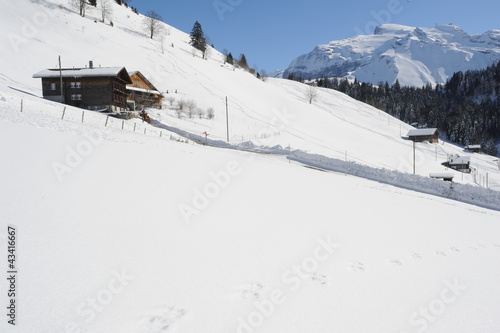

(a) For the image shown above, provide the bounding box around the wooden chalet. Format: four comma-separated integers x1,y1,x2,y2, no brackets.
126,71,163,110
33,61,132,112
407,128,439,143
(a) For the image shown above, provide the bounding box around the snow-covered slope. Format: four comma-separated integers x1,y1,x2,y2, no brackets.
1,1,498,189
1,2,500,332
282,23,500,86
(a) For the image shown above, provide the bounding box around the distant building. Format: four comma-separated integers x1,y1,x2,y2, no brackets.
429,173,454,182
465,145,481,153
33,61,132,112
442,155,471,173
126,71,163,110
407,128,439,143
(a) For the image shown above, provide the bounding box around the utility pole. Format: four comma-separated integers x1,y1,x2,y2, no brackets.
413,141,416,174
225,96,229,142
59,56,64,104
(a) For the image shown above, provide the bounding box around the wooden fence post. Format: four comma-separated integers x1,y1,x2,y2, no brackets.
82,111,85,123
122,120,124,130
61,107,66,120
134,123,136,132
105,115,109,127
20,99,23,112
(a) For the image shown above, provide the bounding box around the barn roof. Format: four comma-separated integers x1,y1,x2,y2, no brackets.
449,156,471,165
33,67,132,83
407,128,438,137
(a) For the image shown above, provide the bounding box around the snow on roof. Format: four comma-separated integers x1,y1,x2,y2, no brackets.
126,86,162,95
430,173,454,179
449,156,471,165
465,145,481,149
407,128,438,137
33,67,126,79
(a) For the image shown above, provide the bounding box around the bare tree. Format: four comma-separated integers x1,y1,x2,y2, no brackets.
260,69,268,82
186,100,197,118
99,0,112,23
196,107,205,119
207,107,215,120
71,0,87,17
167,96,175,107
176,99,185,110
143,10,163,39
306,85,318,104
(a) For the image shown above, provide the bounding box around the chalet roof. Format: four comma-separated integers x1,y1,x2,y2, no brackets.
33,67,132,83
127,71,160,93
465,145,481,149
126,86,162,96
407,128,438,137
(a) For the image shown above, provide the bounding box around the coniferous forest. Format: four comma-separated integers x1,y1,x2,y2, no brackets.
304,62,500,156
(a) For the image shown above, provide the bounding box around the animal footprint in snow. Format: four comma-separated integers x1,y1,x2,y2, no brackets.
348,262,365,272
143,306,186,332
435,251,446,256
469,246,478,251
310,273,328,285
494,244,500,248
389,259,402,266
237,282,263,300
410,253,422,260
450,247,460,252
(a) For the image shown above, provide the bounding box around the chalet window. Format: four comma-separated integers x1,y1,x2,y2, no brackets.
50,83,56,91
75,82,81,89
71,94,76,100
71,94,82,101
70,82,76,88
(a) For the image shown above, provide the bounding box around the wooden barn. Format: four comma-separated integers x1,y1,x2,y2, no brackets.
33,61,132,112
465,145,481,153
126,71,163,110
407,128,440,143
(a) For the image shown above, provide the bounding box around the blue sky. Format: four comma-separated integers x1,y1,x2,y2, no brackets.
132,0,500,73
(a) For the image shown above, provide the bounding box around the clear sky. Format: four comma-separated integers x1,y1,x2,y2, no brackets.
132,0,500,73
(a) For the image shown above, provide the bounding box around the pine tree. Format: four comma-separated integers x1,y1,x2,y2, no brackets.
238,54,248,69
226,52,234,65
189,21,207,57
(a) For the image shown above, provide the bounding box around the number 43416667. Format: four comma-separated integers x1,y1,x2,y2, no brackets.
7,226,16,270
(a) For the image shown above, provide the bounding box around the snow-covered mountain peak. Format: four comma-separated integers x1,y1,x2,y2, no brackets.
283,24,500,86
373,23,415,36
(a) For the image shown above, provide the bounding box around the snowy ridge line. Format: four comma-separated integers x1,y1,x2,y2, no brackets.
289,151,500,212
